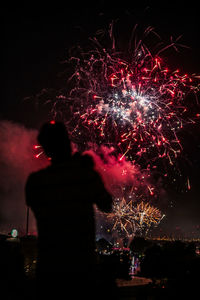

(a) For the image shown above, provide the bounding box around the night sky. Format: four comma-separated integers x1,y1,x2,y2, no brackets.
1,1,200,237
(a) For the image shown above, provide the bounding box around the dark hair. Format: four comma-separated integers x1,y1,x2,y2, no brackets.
38,122,71,160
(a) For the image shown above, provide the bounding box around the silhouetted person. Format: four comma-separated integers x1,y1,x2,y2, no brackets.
25,122,113,299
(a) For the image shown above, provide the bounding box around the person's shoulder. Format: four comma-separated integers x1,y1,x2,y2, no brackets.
26,166,51,185
72,152,94,168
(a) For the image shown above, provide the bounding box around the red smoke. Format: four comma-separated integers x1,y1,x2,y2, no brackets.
0,120,49,235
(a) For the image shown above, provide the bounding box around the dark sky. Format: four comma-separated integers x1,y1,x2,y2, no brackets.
1,1,200,237
2,1,200,127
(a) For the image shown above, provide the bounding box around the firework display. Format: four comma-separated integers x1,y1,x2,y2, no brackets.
136,201,165,228
105,198,164,237
56,27,199,167
51,25,199,238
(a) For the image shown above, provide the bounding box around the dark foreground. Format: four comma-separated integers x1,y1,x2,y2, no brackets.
1,235,200,300
2,275,199,300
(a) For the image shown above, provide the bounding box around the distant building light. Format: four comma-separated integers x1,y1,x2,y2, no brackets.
11,229,18,238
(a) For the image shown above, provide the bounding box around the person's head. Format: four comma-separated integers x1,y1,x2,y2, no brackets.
38,121,71,162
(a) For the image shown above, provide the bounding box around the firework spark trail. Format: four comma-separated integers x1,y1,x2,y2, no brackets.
51,25,200,238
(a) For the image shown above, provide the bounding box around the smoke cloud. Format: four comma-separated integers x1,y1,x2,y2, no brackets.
84,147,144,194
85,145,168,213
0,120,166,237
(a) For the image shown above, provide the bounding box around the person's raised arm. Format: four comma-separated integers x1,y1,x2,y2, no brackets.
92,171,113,213
75,153,113,213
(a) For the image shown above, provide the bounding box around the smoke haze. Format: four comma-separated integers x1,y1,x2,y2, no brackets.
0,120,167,237
0,120,48,235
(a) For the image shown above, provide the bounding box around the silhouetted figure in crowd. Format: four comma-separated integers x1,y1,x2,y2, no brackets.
25,122,114,299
